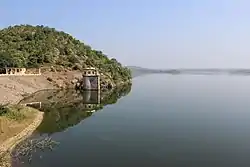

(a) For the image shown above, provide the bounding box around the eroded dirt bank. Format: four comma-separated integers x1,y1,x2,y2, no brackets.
0,71,82,105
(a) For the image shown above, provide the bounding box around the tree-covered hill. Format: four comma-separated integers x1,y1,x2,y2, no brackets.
0,24,131,85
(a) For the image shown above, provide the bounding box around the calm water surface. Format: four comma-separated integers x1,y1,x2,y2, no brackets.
14,74,250,167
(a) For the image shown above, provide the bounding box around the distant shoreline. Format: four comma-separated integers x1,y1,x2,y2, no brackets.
128,66,250,77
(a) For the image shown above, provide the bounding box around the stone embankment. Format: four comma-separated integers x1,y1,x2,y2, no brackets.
0,111,44,167
0,112,43,154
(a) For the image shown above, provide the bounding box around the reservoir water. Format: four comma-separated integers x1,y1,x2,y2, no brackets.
13,74,250,167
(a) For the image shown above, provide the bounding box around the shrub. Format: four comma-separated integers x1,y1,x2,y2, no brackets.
47,77,53,82
0,105,26,120
0,103,10,115
4,109,26,120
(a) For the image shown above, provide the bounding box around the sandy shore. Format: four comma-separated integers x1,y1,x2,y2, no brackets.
0,71,82,166
0,71,82,105
0,75,54,104
0,111,44,167
0,74,51,166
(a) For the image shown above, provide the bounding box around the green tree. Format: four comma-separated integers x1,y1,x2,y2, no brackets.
0,24,132,83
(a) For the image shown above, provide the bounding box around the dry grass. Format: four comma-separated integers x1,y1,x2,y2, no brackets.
0,105,38,166
0,105,37,143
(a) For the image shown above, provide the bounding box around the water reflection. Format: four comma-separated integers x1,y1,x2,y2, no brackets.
18,84,132,135
11,84,131,166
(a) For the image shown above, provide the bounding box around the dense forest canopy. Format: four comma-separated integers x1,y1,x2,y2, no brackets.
0,24,131,82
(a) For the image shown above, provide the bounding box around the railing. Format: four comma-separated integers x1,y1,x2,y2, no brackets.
21,102,42,109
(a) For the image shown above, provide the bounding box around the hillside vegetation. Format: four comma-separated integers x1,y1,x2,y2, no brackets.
0,24,131,86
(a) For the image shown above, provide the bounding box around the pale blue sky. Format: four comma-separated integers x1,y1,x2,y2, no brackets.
1,0,250,68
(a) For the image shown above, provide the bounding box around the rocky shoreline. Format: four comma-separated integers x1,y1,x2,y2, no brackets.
0,70,132,166
0,70,132,105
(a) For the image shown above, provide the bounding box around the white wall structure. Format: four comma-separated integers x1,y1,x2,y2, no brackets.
0,68,41,76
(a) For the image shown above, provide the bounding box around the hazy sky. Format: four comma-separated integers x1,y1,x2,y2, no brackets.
1,0,250,68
